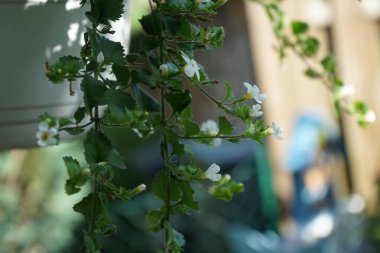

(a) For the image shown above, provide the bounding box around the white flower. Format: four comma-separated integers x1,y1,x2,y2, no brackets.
337,83,355,99
201,120,219,135
159,63,169,77
251,104,263,118
364,110,376,123
201,120,221,147
181,51,200,80
204,163,222,181
243,82,267,103
36,121,58,147
269,121,283,140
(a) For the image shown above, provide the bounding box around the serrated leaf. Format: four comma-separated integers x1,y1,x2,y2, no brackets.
46,56,84,83
99,36,125,65
139,11,161,36
165,90,192,114
112,64,130,84
94,0,124,24
218,116,233,135
81,76,107,112
152,171,181,202
73,193,107,224
84,129,113,168
63,156,81,178
183,120,200,136
74,107,86,124
105,89,136,113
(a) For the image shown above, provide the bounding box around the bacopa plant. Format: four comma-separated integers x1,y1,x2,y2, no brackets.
38,0,373,252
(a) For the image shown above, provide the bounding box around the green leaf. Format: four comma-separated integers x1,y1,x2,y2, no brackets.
132,85,160,112
152,171,181,202
178,16,193,39
165,90,192,114
139,11,161,36
46,56,83,83
146,208,164,232
223,81,235,101
210,179,245,201
74,107,86,124
84,233,98,253
112,64,130,84
303,37,319,57
94,0,124,24
105,89,136,113
63,156,89,195
81,76,107,112
99,36,125,65
321,55,336,73
59,118,73,128
39,112,57,127
183,120,200,136
73,192,107,219
236,104,251,120
218,116,233,135
84,129,113,169
63,156,81,178
65,127,85,135
304,68,320,78
291,21,309,35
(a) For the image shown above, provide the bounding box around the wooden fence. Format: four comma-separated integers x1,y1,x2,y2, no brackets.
244,0,380,209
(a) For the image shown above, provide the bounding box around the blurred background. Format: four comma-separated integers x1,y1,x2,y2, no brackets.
1,0,380,252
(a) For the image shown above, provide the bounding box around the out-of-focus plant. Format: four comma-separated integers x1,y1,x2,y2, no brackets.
252,0,375,127
0,143,85,253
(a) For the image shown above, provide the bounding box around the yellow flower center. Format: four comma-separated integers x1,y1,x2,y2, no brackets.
41,131,49,141
243,93,252,100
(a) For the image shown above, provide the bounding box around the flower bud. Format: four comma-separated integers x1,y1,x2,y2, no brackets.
81,168,91,176
159,64,169,77
136,184,147,193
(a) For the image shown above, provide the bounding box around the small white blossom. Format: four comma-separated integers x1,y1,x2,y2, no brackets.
243,82,267,103
204,163,222,181
269,121,283,140
201,120,218,135
159,63,169,77
201,120,221,147
337,83,355,99
36,121,58,147
181,51,200,80
364,110,376,123
251,104,263,118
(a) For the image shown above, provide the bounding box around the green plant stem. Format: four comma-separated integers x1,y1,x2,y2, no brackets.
88,0,100,242
194,83,235,116
181,134,244,140
149,0,172,251
59,121,94,132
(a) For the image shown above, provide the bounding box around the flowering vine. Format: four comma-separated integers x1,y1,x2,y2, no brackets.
36,0,373,252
